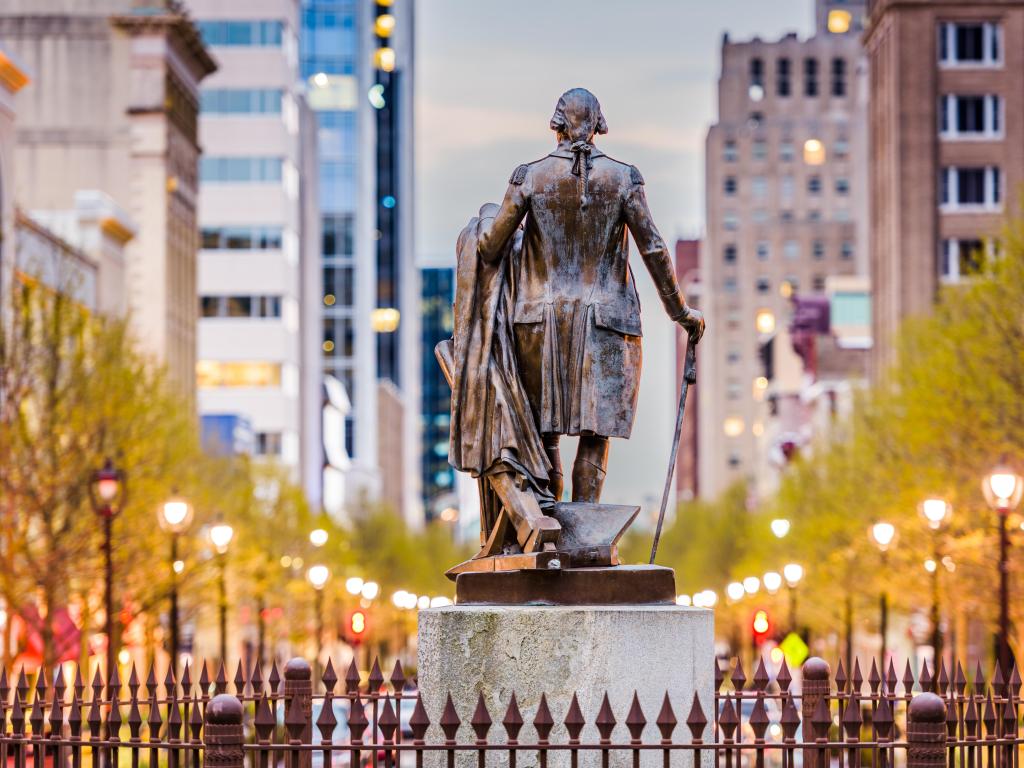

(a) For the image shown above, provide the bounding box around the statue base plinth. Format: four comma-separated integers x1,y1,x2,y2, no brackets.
417,603,714,767
455,564,676,605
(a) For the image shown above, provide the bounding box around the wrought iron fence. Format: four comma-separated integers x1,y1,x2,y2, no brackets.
0,653,1019,768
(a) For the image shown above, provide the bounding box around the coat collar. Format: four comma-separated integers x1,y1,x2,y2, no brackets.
548,146,605,160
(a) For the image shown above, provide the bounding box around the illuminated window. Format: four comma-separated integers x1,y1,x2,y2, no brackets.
755,309,776,335
374,47,396,72
197,361,282,388
803,139,826,165
724,417,745,437
371,307,401,333
828,10,852,34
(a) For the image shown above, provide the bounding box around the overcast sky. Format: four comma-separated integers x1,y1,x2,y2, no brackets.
413,0,816,512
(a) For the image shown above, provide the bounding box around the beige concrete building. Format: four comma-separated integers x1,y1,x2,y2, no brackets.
700,0,869,499
866,0,1024,374
0,0,216,396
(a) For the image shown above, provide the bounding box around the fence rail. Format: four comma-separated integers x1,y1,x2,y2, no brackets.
0,653,1019,768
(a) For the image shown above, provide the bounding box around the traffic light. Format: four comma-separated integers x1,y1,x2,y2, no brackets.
346,609,369,646
752,609,772,645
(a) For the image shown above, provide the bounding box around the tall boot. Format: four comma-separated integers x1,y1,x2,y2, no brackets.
572,435,609,503
542,433,564,501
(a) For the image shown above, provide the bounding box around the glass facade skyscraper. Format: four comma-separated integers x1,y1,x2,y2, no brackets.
301,0,420,522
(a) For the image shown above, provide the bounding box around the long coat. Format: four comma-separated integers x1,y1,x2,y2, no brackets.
477,145,686,439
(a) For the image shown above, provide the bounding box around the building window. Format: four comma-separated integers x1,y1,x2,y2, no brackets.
940,166,1001,209
254,432,283,456
323,266,354,307
723,212,740,231
726,380,742,400
724,276,738,293
200,89,283,114
196,20,283,47
803,139,826,165
779,210,794,223
752,140,768,161
322,214,355,256
728,454,741,468
780,141,795,162
723,140,738,162
754,209,771,223
836,178,850,195
751,176,768,199
828,9,852,34
756,276,771,294
940,239,986,282
939,22,1001,67
808,210,822,222
841,241,854,260
777,58,791,97
812,275,826,291
197,361,282,388
939,94,1002,138
723,244,738,264
780,175,795,201
727,347,742,364
200,156,283,183
812,240,825,259
803,58,819,96
756,241,770,261
750,57,765,89
322,317,355,358
201,226,283,250
200,295,282,318
831,58,847,97
834,137,850,157
807,176,822,194
723,417,745,437
784,240,800,260
724,176,738,195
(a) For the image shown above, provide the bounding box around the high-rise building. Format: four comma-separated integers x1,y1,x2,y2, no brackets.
190,2,323,500
700,1,868,499
865,0,1024,374
420,266,455,520
301,0,419,523
0,0,217,396
673,240,701,501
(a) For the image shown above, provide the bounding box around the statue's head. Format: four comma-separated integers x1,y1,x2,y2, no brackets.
549,88,608,144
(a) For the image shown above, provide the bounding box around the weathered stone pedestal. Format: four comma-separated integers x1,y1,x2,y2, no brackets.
418,603,714,768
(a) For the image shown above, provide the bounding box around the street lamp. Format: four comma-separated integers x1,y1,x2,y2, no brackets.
763,571,783,593
870,522,897,663
983,464,1023,672
783,563,803,636
307,564,330,682
770,519,791,538
919,498,951,661
89,458,125,678
209,522,234,664
159,495,193,674
309,528,328,548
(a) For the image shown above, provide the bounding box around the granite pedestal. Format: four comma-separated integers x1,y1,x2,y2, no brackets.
417,604,714,768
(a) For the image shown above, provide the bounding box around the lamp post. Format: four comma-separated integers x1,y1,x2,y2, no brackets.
783,563,804,636
89,458,125,678
771,519,791,539
209,522,234,665
159,496,193,674
919,498,951,662
307,564,330,683
983,465,1023,672
870,522,897,664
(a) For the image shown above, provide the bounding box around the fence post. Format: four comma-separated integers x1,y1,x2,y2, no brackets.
203,694,244,768
801,657,831,768
908,693,947,768
284,658,313,768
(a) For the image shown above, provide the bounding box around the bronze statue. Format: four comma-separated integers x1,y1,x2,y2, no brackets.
438,88,704,581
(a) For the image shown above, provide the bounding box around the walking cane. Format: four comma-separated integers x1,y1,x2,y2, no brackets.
649,338,697,564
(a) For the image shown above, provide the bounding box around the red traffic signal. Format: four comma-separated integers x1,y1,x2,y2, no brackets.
346,609,369,645
752,609,772,644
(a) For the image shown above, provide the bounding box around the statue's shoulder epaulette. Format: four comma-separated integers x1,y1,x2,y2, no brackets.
509,163,530,185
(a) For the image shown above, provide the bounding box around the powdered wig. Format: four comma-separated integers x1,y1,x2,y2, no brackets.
549,88,608,143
